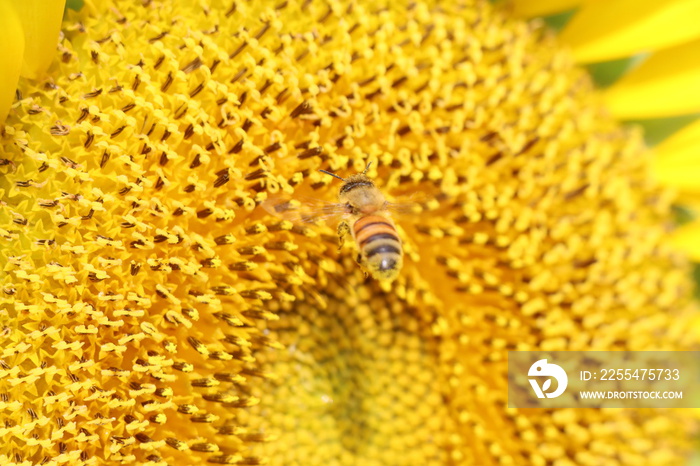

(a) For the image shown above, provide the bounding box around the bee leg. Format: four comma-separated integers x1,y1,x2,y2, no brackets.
337,221,350,251
356,253,369,278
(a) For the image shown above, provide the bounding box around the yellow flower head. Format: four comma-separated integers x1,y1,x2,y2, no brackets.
0,1,698,465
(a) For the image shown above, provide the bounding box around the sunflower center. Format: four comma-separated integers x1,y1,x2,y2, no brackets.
0,0,695,465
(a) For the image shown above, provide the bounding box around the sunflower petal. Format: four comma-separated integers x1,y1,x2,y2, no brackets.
654,118,700,165
602,39,700,119
652,118,700,192
10,0,66,79
653,164,700,193
511,0,582,18
560,0,700,64
0,2,24,124
669,220,700,261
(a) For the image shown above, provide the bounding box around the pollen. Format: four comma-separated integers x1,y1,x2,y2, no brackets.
0,0,697,465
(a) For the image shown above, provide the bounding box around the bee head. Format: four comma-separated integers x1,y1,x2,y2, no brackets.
319,162,386,213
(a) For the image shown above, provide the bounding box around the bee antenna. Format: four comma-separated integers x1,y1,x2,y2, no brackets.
362,162,372,175
319,169,346,181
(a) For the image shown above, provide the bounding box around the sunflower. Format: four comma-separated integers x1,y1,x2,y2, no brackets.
0,1,699,465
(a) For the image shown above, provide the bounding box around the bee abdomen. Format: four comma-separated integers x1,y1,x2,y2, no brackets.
353,215,400,247
360,232,397,248
366,243,401,257
353,215,403,281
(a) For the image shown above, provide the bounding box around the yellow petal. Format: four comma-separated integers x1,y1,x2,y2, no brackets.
560,0,700,64
654,118,700,165
652,118,700,192
511,0,582,18
652,165,700,195
602,39,700,119
0,2,24,125
653,164,700,193
10,0,66,79
669,220,700,261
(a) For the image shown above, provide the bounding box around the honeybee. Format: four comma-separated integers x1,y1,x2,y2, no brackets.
320,163,403,281
264,163,405,282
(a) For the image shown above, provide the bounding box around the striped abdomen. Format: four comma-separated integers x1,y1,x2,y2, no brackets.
353,215,403,281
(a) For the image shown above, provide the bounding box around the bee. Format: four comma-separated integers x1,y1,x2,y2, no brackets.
264,163,405,282
319,163,403,282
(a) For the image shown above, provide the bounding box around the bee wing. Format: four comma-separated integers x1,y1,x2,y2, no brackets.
384,191,434,216
261,195,349,224
385,200,423,215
